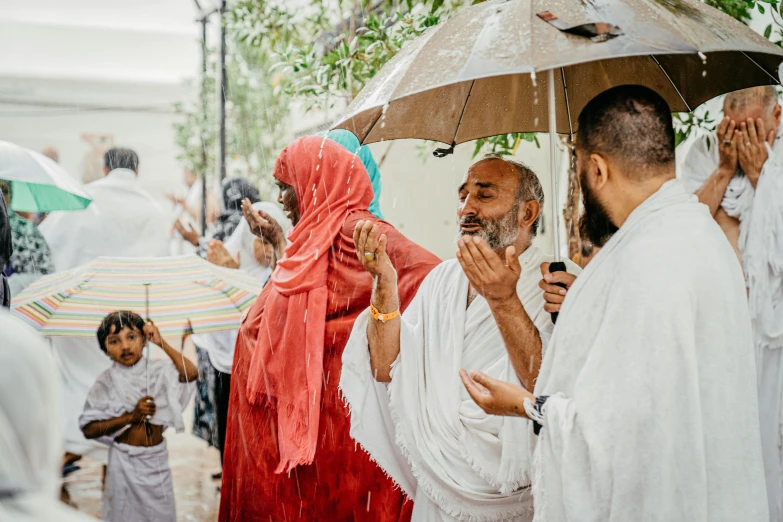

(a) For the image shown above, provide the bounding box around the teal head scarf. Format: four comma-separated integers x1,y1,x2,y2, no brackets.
318,129,384,219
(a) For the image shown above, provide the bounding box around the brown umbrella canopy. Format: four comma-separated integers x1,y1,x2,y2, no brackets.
334,0,783,145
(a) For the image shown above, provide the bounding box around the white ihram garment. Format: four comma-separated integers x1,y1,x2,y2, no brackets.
39,168,171,461
531,180,767,522
341,245,579,522
0,311,96,522
681,133,783,521
191,201,290,374
79,358,195,522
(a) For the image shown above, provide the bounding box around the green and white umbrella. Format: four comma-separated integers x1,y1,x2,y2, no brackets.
0,140,91,212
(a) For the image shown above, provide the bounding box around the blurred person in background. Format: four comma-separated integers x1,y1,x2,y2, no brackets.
174,176,261,454
39,147,170,474
168,168,217,255
190,201,290,478
0,310,95,522
0,181,54,296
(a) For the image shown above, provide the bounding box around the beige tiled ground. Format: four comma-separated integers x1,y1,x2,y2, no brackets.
63,431,222,521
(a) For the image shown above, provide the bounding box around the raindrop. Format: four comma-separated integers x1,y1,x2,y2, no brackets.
698,51,707,65
530,71,537,87
393,198,397,209
534,117,539,126
366,491,372,512
316,165,320,171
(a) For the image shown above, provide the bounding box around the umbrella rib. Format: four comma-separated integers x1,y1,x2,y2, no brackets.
650,55,692,113
560,67,574,139
741,51,782,85
451,80,476,146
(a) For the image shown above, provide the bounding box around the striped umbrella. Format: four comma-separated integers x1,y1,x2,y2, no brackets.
11,255,266,336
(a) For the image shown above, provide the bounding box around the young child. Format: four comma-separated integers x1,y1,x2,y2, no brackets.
79,311,198,522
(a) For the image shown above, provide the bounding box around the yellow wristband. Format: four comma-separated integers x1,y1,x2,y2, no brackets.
370,302,399,323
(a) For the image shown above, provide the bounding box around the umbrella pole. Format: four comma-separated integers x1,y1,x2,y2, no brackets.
145,284,150,395
548,68,567,323
144,284,152,438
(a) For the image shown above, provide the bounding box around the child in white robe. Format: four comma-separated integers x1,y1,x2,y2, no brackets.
79,311,198,522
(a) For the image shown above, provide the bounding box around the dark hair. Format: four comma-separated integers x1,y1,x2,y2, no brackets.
97,311,146,353
104,147,139,172
0,180,10,207
480,154,545,235
577,85,675,176
581,241,595,258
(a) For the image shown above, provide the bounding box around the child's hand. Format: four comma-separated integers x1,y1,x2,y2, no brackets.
131,396,156,423
143,319,163,346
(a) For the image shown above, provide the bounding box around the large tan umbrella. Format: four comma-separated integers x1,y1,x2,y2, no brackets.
333,0,783,283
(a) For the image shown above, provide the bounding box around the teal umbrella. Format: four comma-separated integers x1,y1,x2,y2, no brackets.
0,141,91,212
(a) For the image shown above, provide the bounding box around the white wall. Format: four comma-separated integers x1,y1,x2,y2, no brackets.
0,0,203,208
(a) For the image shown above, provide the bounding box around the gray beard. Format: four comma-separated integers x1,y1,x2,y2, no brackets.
458,204,520,252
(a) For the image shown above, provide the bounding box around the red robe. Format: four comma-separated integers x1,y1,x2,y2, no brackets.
219,212,440,521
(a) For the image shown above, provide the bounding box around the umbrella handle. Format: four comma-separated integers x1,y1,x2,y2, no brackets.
548,261,568,324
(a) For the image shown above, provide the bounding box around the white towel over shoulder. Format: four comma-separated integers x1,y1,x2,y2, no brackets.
532,180,768,522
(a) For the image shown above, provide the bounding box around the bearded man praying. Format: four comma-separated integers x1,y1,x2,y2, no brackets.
460,86,768,522
341,155,580,521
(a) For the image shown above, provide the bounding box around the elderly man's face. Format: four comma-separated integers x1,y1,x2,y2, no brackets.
457,159,521,251
725,103,781,139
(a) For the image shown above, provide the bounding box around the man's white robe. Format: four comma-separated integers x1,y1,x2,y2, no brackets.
341,245,579,522
682,133,783,520
531,180,768,522
39,168,170,460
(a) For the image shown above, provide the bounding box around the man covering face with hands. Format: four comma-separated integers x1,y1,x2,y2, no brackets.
681,86,783,520
340,155,579,522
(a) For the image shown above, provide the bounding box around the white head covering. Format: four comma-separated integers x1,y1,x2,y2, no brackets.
0,311,94,522
222,201,291,283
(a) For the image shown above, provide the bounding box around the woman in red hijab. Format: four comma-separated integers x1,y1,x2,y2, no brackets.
219,136,440,521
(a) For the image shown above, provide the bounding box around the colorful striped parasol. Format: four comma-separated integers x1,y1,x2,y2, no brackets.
11,255,266,336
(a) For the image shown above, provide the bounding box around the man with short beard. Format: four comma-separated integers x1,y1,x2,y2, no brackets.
341,155,580,521
460,85,768,521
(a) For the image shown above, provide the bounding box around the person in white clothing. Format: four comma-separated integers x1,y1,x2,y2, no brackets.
461,85,768,522
341,155,580,521
39,147,170,467
0,310,96,522
679,86,783,521
168,169,216,255
80,311,197,522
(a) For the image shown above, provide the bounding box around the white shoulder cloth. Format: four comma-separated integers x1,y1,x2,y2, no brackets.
531,180,768,522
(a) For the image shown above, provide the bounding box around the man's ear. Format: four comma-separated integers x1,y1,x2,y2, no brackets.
589,153,610,192
773,104,782,129
519,199,541,229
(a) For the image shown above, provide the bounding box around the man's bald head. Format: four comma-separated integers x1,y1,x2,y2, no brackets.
723,86,781,136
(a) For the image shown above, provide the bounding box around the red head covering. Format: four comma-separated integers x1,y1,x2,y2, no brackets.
246,135,374,473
